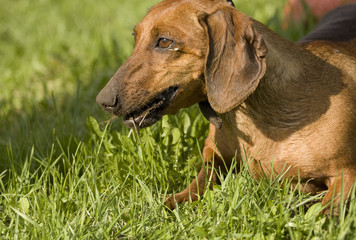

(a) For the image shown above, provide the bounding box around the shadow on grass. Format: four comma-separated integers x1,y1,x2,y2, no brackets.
0,38,125,173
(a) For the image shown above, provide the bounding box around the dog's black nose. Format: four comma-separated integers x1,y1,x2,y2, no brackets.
96,87,118,113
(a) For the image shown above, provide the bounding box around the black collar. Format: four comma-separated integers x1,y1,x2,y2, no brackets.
226,0,235,7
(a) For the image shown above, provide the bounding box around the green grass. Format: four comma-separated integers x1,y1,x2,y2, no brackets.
1,0,356,238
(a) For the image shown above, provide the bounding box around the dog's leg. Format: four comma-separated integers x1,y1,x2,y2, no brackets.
322,173,355,215
165,143,226,210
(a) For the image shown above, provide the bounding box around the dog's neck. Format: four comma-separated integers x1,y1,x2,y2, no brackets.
235,21,343,141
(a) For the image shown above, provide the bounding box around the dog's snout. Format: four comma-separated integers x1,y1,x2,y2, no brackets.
96,87,119,113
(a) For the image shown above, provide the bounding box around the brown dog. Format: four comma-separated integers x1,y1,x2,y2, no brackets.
96,0,356,212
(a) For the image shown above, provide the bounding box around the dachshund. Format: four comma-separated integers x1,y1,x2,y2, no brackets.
96,0,356,213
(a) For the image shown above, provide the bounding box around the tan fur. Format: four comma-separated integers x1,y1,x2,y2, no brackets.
96,0,356,213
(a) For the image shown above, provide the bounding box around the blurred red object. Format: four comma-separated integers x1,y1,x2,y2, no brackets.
284,0,356,27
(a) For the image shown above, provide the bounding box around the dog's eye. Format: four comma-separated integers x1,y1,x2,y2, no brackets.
157,38,174,48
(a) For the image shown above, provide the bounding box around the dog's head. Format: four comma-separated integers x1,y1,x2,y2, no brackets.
96,0,267,128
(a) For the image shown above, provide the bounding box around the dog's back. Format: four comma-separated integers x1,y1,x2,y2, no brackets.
299,3,356,44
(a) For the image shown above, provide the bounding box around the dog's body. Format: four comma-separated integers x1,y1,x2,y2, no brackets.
97,0,356,212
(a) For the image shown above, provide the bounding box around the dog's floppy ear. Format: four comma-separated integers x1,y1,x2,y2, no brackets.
204,8,267,113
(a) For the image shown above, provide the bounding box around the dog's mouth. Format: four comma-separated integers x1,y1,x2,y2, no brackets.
123,86,178,128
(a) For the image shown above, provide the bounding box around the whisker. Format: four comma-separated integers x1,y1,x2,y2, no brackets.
130,117,142,144
99,116,119,125
139,111,149,127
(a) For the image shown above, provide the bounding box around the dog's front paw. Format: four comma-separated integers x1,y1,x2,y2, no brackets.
164,191,191,210
164,195,177,210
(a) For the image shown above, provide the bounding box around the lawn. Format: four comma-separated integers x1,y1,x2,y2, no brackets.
1,0,356,239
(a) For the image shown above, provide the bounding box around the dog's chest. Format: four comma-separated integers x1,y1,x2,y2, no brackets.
216,104,354,178
217,110,280,163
